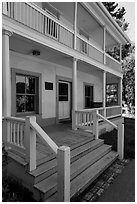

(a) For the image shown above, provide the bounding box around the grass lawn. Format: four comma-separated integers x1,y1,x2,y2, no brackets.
99,117,135,159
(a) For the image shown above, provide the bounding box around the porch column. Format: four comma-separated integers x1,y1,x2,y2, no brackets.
2,29,13,116
74,2,77,50
103,71,106,117
72,58,78,129
103,26,106,64
120,77,123,114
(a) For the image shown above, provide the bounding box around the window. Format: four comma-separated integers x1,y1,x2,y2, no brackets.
85,85,93,108
106,84,118,106
80,30,89,54
16,74,39,113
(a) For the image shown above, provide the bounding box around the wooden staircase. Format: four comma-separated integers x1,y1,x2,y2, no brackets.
7,130,118,202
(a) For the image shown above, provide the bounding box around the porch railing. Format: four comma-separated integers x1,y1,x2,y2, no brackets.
2,2,121,72
2,116,70,202
73,108,124,160
2,2,74,49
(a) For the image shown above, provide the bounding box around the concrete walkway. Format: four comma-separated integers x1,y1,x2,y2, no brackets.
97,159,135,202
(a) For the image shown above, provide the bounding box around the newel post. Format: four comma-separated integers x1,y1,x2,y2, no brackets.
57,146,70,202
2,119,10,148
93,110,99,139
118,123,124,160
25,116,36,171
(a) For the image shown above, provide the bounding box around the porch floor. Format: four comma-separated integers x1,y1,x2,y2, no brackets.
36,123,91,164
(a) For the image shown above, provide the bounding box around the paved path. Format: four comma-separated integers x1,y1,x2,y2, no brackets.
97,159,135,202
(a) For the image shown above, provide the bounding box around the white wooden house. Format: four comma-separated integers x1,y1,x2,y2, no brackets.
2,2,130,202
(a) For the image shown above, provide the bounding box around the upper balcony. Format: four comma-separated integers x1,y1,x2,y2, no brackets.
2,2,126,73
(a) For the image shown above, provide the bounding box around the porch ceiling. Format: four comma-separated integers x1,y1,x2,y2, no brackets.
10,34,73,68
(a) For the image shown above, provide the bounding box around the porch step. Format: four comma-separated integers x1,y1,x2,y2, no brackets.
29,139,104,184
47,151,118,202
34,144,117,201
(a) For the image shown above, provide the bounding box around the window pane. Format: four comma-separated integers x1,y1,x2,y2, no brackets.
85,97,91,108
59,83,68,96
26,77,36,94
59,95,68,101
26,96,35,111
16,75,25,93
16,95,26,112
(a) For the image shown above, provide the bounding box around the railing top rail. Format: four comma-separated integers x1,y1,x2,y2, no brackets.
106,105,121,109
75,107,104,113
26,2,74,35
77,33,104,54
97,113,118,129
30,121,58,155
3,116,25,122
105,52,121,65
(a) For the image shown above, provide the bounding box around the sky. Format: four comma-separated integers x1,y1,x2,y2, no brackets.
118,2,135,42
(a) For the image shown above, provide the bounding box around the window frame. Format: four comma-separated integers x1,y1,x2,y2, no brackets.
11,68,42,117
106,83,118,107
84,83,94,109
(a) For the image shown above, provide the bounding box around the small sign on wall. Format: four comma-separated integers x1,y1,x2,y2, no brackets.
45,82,53,90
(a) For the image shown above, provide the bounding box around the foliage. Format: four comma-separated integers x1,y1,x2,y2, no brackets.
122,45,135,106
103,2,129,31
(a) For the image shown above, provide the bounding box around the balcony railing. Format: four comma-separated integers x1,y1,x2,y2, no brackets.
106,53,121,72
3,2,121,72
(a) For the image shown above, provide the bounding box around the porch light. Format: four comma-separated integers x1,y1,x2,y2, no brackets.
32,50,40,56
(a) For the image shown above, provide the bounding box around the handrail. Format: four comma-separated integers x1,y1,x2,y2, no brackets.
105,52,121,64
97,112,118,130
76,107,104,113
3,116,25,122
106,105,121,109
30,121,58,155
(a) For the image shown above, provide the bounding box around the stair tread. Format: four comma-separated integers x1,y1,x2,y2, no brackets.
46,151,118,201
30,139,104,177
34,148,116,195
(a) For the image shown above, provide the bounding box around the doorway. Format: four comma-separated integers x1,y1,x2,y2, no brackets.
58,80,71,121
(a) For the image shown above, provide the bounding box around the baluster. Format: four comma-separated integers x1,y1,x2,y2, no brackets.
17,123,20,146
13,122,16,144
20,124,23,147
10,122,13,143
87,113,89,126
83,113,86,126
89,113,92,126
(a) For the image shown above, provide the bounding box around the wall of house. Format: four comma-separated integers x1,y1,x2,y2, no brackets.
10,51,103,121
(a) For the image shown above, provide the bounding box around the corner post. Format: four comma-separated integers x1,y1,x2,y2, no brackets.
25,116,36,171
118,123,124,160
93,110,99,139
72,58,78,130
2,29,13,117
103,71,106,117
57,146,70,202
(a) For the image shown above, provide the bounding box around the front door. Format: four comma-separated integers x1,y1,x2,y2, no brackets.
58,81,70,120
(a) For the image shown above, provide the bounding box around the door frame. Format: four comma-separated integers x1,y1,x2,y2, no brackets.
56,75,72,124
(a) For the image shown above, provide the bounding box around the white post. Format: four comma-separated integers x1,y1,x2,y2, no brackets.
72,58,78,130
57,146,70,202
93,110,99,139
120,77,123,115
118,123,124,160
2,29,13,117
103,71,106,117
74,2,77,50
2,119,10,148
25,116,36,171
103,26,106,64
119,43,122,63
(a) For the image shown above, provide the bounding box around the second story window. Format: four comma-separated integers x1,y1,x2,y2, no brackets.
79,30,89,54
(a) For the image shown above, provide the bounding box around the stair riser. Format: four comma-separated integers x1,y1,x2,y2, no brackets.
32,140,104,184
71,147,111,181
35,146,111,200
71,140,104,163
